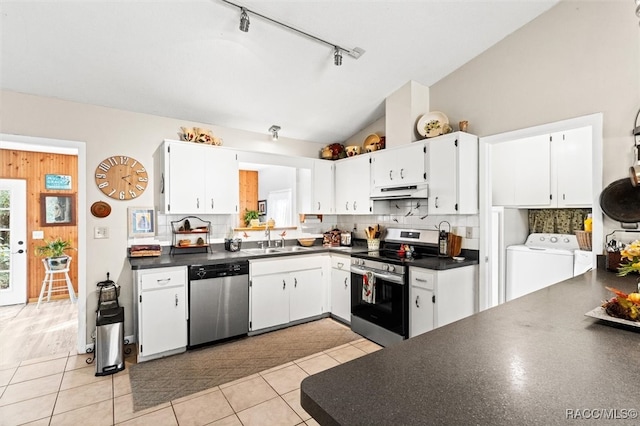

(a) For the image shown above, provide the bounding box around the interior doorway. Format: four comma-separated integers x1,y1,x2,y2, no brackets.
0,133,87,357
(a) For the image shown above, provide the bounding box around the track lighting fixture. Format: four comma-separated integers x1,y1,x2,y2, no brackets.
239,7,250,32
221,0,364,66
269,125,280,141
334,47,342,66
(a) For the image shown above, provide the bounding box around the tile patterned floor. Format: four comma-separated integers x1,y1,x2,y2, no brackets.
0,336,382,425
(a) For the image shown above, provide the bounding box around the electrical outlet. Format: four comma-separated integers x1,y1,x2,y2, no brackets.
466,227,474,239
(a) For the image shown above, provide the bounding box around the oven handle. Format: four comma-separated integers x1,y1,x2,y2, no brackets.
351,266,405,285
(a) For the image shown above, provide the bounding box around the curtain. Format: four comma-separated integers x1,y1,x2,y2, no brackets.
528,208,591,234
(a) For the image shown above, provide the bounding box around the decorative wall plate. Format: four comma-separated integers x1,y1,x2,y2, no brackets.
90,201,112,218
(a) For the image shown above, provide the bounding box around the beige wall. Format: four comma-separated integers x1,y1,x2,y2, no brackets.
429,0,639,196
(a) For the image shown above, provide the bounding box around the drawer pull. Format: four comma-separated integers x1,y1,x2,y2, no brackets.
157,278,171,285
337,262,344,269
415,278,428,283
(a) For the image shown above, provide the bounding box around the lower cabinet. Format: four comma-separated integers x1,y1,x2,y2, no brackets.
330,254,351,323
409,265,477,338
249,255,326,332
133,266,188,362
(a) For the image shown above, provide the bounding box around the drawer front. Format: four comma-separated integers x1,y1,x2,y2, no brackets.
330,254,350,270
140,266,186,291
410,268,436,291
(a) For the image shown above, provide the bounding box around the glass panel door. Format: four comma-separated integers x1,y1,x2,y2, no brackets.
0,179,27,306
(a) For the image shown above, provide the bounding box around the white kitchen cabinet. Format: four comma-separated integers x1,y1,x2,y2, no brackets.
249,272,290,331
249,255,326,332
491,135,549,207
335,154,371,214
155,140,239,214
371,142,426,189
133,266,188,362
409,265,477,338
427,132,479,215
330,254,351,323
310,159,335,214
491,126,592,208
552,126,593,207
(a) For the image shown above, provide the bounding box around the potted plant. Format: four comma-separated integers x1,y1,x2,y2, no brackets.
243,209,260,227
35,237,74,270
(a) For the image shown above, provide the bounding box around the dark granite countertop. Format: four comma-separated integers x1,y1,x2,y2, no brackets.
301,269,640,425
128,245,365,269
129,244,478,271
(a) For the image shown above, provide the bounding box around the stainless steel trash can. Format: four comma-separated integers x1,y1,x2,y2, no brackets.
95,307,125,376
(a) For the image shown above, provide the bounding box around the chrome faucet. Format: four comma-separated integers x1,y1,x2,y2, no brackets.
265,226,272,247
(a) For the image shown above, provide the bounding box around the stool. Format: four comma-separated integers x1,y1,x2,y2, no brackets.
37,257,76,308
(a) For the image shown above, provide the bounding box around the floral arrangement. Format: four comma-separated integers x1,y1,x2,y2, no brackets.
617,240,640,276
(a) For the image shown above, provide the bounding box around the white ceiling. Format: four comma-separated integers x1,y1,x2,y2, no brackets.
1,0,559,144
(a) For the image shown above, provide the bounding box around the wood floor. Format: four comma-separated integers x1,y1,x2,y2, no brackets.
0,300,78,368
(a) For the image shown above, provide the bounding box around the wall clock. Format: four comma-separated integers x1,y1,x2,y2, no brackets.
94,155,148,200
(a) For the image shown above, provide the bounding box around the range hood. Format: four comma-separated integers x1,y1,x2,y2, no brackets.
370,183,429,200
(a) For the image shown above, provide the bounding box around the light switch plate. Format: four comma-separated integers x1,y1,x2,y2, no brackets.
94,226,109,239
466,227,473,239
32,230,44,239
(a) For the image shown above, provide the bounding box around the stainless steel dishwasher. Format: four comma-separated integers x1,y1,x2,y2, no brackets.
188,261,249,348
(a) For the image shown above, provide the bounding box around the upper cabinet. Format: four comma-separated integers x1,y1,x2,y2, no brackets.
306,159,334,214
551,127,593,207
427,132,479,215
334,154,388,215
155,140,239,215
491,126,592,208
370,142,427,190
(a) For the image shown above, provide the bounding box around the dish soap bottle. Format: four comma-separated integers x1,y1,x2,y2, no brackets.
584,213,593,232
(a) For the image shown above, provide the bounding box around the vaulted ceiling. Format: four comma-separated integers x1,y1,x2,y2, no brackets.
1,0,560,143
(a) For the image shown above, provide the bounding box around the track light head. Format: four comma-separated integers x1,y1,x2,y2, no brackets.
239,7,250,32
269,125,281,141
334,47,342,66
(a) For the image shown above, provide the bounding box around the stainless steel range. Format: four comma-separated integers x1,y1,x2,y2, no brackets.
350,228,441,347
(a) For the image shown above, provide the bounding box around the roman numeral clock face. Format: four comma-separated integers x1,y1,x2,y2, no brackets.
94,156,148,200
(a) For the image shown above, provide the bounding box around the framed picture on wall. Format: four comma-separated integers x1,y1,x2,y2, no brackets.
40,194,76,226
258,200,267,216
128,207,155,238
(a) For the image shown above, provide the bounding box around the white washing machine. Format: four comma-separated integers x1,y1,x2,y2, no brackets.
574,249,593,275
506,233,579,302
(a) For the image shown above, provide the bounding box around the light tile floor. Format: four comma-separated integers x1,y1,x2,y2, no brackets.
0,336,382,425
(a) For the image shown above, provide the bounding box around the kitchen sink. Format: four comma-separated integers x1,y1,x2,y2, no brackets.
241,246,313,255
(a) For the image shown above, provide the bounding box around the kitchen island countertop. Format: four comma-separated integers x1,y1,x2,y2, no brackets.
301,268,640,425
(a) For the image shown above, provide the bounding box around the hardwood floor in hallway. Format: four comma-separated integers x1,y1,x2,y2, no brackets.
0,300,77,368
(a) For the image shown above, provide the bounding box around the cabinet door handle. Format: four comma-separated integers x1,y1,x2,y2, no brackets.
435,196,439,208
344,277,348,289
389,170,393,180
400,168,404,179
353,201,357,210
211,199,214,209
175,294,178,307
317,201,321,211
294,277,298,288
196,198,200,209
415,295,420,308
345,202,349,211
337,262,344,269
283,279,286,290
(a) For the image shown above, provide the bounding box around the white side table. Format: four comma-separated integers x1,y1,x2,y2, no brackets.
37,257,76,308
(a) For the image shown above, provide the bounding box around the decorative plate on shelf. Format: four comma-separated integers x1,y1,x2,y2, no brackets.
417,111,449,138
584,306,640,330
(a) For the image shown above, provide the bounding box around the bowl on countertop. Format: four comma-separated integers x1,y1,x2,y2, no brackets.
297,238,317,247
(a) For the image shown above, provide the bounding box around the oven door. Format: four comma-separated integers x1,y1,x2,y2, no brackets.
350,267,408,340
